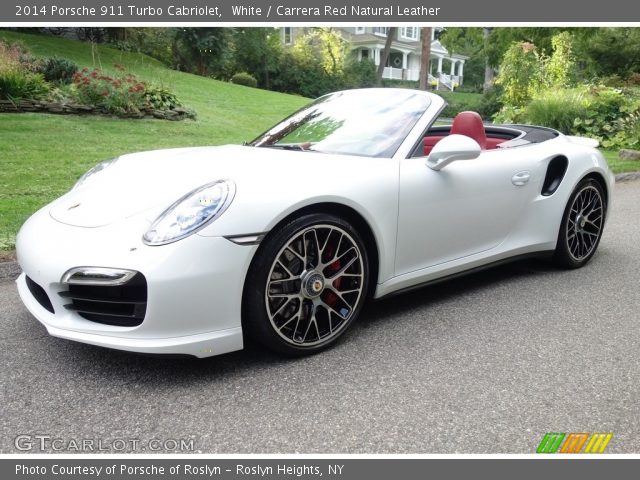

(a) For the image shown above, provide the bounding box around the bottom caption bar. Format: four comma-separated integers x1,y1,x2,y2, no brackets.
3,458,638,479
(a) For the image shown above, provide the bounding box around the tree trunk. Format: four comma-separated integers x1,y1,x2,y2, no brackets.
376,27,397,85
419,27,432,90
483,27,495,92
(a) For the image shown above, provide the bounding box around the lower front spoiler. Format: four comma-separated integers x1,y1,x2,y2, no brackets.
44,324,243,358
16,273,243,358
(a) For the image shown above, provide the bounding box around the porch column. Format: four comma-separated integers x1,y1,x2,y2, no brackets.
437,56,443,74
458,61,464,83
374,48,380,66
450,59,456,75
402,52,408,69
357,49,362,61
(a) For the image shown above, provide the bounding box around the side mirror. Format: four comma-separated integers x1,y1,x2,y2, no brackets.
426,134,481,171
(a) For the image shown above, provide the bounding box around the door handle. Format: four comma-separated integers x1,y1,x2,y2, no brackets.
512,171,530,186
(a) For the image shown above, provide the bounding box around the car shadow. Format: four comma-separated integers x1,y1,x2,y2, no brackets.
360,257,558,326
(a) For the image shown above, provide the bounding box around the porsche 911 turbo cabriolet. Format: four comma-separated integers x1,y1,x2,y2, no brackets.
16,88,614,357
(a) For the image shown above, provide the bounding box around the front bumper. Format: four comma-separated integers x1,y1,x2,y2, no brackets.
16,206,257,358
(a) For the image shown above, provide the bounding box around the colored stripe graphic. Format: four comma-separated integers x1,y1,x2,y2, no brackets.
559,433,589,453
537,433,565,453
584,433,613,453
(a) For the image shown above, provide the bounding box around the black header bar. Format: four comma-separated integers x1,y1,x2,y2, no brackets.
3,0,640,23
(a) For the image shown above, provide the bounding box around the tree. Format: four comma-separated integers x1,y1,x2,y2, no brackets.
483,28,495,92
376,27,397,84
442,27,568,92
272,28,350,98
495,41,545,108
419,27,432,90
232,28,282,89
573,28,640,78
173,28,230,77
439,27,486,91
546,32,576,87
315,28,348,76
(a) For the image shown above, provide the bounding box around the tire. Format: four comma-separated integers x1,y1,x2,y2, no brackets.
553,178,606,269
243,213,370,356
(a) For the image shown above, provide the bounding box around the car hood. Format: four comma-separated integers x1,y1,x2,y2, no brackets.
49,145,363,228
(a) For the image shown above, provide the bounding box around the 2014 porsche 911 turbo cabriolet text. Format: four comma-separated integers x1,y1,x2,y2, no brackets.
16,89,614,357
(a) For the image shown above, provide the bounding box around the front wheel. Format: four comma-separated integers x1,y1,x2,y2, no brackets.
553,178,606,269
243,214,369,355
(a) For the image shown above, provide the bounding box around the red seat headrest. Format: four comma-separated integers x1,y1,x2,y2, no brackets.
450,111,487,150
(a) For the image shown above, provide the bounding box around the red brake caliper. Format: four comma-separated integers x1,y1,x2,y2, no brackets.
323,252,341,308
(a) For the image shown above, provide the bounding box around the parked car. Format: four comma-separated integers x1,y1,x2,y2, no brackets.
16,89,614,357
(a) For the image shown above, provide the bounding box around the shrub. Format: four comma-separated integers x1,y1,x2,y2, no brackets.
600,91,640,149
381,79,419,89
495,41,545,109
231,72,258,88
0,70,49,100
343,58,377,89
0,40,49,100
38,57,78,85
496,32,577,114
143,84,183,110
69,65,192,117
545,32,576,89
524,88,590,133
493,104,525,124
72,67,147,113
0,40,24,74
439,92,483,118
477,86,503,119
518,85,640,149
110,28,177,67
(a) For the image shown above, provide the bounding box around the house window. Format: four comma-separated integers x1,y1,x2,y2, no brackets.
283,27,292,45
400,27,419,41
355,27,365,34
373,27,389,37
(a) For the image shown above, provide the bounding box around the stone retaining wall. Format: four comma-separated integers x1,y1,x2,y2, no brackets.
0,99,194,121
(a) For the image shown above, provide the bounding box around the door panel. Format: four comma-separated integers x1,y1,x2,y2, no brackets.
395,149,539,275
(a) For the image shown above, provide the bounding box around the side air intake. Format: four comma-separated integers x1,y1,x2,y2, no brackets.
542,156,568,196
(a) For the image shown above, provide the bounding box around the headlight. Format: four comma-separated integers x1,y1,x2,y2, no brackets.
74,158,118,189
143,180,236,246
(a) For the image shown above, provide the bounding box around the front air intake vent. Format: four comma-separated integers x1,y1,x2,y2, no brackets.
25,276,55,313
59,272,147,327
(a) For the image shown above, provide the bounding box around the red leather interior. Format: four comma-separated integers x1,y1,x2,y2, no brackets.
485,137,506,149
422,111,506,155
450,111,487,149
423,135,446,156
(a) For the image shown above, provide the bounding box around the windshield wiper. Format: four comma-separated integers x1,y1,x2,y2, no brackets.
260,144,303,151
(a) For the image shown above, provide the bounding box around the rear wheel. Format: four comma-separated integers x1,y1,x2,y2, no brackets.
243,214,369,355
553,178,606,269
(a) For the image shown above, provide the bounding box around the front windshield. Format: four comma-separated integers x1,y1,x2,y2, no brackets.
250,89,431,158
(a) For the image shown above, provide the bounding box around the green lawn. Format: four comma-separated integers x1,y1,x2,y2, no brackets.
0,31,309,251
439,91,483,108
601,150,639,174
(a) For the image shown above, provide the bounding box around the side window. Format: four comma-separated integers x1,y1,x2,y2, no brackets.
411,113,452,158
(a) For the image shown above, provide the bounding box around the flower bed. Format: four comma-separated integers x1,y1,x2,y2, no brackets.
0,40,195,121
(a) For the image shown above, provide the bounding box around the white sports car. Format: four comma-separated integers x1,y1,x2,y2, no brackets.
16,88,614,357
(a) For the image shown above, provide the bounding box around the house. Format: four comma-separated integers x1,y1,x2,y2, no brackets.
281,27,468,90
